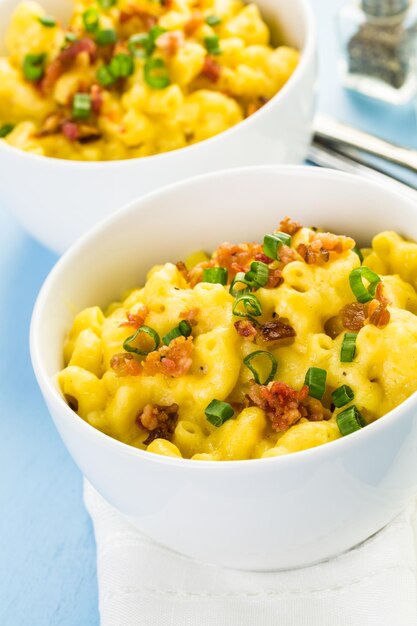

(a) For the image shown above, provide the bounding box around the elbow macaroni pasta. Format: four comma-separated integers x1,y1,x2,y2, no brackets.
58,224,417,461
0,0,299,160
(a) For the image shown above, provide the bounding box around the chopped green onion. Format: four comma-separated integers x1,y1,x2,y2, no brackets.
337,405,366,436
263,232,291,260
109,53,134,78
349,267,381,303
65,32,78,43
352,245,364,263
97,64,116,86
340,332,357,363
123,325,160,355
202,267,228,285
304,367,327,400
0,123,14,138
204,35,222,55
144,57,170,89
99,0,117,7
205,399,234,427
244,261,269,288
96,28,117,46
233,294,262,317
72,93,92,119
83,8,99,32
39,15,56,27
206,14,221,26
22,53,46,81
162,327,182,345
243,351,277,385
332,384,354,408
178,320,192,337
229,272,250,297
128,33,150,57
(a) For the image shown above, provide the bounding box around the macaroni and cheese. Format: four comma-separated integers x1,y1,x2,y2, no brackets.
59,217,417,460
0,0,299,160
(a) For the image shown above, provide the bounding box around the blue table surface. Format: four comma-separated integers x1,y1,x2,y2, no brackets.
1,1,416,624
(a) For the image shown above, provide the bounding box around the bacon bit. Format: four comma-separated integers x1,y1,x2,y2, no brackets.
266,267,284,288
254,252,273,264
248,380,331,432
214,242,263,278
257,319,296,345
279,245,299,266
184,11,204,35
137,403,179,445
110,353,142,376
61,121,80,141
341,302,367,331
142,336,193,377
176,260,188,280
156,30,184,56
176,260,214,287
201,55,222,82
297,242,329,265
342,283,391,331
234,319,257,339
41,38,97,92
120,306,148,330
180,308,200,327
279,216,302,236
310,232,355,254
91,84,103,115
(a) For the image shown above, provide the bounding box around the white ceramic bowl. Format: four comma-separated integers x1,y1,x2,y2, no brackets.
0,0,315,254
31,166,417,571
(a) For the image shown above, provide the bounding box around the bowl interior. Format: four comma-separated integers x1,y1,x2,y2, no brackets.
32,166,417,386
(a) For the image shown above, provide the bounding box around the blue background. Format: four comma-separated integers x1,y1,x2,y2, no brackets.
1,1,416,624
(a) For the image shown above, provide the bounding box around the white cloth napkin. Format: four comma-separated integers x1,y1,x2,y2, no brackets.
84,481,417,626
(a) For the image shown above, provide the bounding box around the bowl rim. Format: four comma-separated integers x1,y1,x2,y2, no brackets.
0,0,316,168
31,164,417,470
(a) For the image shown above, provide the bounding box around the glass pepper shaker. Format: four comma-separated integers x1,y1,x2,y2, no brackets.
337,0,417,104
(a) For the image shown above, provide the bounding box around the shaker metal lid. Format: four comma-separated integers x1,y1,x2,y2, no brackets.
362,0,409,16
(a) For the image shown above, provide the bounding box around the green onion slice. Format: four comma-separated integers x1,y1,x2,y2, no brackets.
39,15,56,27
72,93,92,119
109,53,134,78
0,123,14,138
332,384,354,408
202,267,228,285
244,261,269,288
162,327,182,346
128,33,150,57
340,332,357,363
65,32,77,43
243,351,277,385
304,367,327,400
123,325,160,355
206,14,221,26
205,399,234,427
178,320,192,337
337,405,366,436
229,272,250,297
352,245,364,263
263,232,291,260
22,53,46,81
83,8,99,32
204,35,222,55
97,64,116,86
144,57,170,89
96,28,117,46
99,0,117,7
233,294,262,318
349,267,381,303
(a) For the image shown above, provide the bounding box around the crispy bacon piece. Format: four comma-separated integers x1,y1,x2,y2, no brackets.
91,84,103,115
111,353,142,376
156,30,184,56
214,242,263,278
180,308,200,327
298,232,354,266
61,121,80,141
297,242,330,265
248,381,331,432
142,336,193,377
120,306,148,330
342,283,390,331
279,216,302,236
257,319,296,345
254,252,273,264
279,245,299,267
201,55,222,82
266,267,283,288
137,403,179,445
234,319,257,339
341,302,367,331
176,260,214,287
41,38,97,91
184,11,204,35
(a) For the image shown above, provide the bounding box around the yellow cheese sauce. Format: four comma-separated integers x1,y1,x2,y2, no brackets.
0,0,299,160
